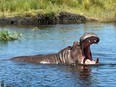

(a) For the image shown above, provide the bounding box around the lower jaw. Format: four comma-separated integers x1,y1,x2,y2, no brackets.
84,59,96,64
81,58,97,65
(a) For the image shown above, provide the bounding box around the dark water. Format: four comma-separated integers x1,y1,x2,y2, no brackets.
0,23,116,87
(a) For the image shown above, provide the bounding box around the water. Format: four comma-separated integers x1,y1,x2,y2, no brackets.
0,23,116,87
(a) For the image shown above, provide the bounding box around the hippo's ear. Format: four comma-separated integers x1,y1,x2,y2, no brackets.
73,41,78,46
68,46,72,50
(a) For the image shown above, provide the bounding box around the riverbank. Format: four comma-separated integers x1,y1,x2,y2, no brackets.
0,0,115,25
0,12,99,25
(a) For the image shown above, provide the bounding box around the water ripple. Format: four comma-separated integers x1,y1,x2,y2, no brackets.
0,23,116,87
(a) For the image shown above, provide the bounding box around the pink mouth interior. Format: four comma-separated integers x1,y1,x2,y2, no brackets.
82,45,92,64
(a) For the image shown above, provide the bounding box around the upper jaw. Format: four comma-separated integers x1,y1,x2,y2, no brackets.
79,33,100,65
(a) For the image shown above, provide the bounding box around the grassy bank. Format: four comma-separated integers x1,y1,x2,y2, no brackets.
0,0,116,22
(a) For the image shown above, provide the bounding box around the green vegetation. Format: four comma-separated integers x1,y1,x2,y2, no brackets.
0,29,22,41
0,0,116,22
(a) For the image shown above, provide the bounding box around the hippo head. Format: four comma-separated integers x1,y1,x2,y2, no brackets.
79,33,100,65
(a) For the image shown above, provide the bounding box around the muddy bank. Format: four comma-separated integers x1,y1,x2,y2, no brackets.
0,12,98,25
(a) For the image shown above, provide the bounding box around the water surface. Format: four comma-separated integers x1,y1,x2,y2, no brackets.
0,23,116,87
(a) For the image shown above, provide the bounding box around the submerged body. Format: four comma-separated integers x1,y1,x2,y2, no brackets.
11,33,100,65
11,44,79,64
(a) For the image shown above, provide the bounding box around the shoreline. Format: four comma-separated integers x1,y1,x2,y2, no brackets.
0,12,99,25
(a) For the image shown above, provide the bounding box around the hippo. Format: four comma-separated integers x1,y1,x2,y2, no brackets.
11,33,100,65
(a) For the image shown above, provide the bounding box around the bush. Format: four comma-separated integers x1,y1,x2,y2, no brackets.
0,29,22,41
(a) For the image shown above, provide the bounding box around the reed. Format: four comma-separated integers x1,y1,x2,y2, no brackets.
0,0,115,22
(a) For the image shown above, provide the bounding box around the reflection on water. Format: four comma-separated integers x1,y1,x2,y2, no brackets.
0,23,116,87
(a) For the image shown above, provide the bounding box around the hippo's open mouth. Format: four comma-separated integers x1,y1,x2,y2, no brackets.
80,33,100,65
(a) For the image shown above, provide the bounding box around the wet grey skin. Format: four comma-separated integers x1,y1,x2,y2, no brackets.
11,33,100,65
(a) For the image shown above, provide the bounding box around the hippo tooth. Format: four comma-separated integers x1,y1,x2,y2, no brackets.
96,58,99,63
94,40,96,42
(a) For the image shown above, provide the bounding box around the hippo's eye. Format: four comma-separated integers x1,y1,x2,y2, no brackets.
88,40,91,43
